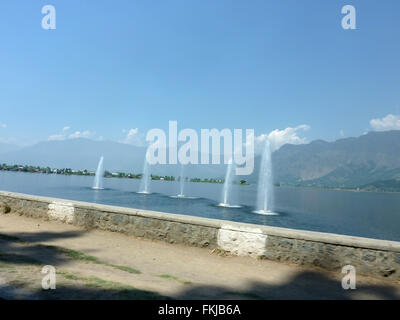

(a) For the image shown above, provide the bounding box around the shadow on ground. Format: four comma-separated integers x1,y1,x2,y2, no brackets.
4,269,399,300
0,230,85,243
0,230,94,267
174,270,400,300
0,230,399,300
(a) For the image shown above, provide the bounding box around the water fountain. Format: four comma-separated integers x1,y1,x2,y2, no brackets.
138,150,151,194
253,139,278,215
92,156,105,190
218,159,241,208
170,164,198,199
177,164,186,197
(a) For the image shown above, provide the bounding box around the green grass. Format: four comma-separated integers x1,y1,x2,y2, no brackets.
58,271,123,289
58,271,169,300
157,274,192,285
0,233,142,276
107,264,141,274
40,245,142,275
50,246,102,264
60,272,81,281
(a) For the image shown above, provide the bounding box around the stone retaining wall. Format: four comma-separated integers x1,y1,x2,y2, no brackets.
0,190,399,280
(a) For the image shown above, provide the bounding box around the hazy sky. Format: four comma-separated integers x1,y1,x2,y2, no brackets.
0,0,399,147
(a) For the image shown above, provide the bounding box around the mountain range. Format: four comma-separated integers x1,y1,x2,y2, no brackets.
0,142,20,155
271,130,400,188
1,130,400,188
0,138,226,179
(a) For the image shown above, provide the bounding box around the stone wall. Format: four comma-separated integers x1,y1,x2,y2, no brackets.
0,190,399,280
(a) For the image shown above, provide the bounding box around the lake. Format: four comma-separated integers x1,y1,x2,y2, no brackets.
0,171,399,242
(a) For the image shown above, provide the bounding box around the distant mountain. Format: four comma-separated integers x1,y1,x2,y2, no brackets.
0,142,20,155
0,138,226,179
1,131,400,188
272,130,400,188
0,139,145,173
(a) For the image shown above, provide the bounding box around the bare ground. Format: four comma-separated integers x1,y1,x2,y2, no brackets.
0,212,399,300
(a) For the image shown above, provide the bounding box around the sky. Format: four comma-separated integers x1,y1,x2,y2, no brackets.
0,0,399,149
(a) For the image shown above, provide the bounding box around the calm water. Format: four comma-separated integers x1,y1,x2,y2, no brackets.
0,171,399,241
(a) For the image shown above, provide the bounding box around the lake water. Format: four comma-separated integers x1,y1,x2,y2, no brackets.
0,171,399,242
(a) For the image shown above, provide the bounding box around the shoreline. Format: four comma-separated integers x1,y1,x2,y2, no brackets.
279,184,400,195
1,167,399,194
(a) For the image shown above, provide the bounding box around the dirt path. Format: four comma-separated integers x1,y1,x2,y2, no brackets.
0,212,399,299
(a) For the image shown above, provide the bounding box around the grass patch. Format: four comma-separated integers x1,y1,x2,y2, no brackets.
60,272,81,281
157,274,192,285
108,264,141,274
41,245,142,275
58,271,111,286
51,246,101,264
85,276,121,289
0,235,142,277
58,271,169,300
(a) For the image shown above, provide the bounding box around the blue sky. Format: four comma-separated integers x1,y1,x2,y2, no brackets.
0,0,399,147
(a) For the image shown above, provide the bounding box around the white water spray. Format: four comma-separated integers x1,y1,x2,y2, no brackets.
178,165,185,197
218,160,241,208
92,156,105,190
254,139,277,215
170,164,198,199
138,150,151,194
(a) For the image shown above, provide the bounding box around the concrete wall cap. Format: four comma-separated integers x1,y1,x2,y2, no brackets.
1,190,399,252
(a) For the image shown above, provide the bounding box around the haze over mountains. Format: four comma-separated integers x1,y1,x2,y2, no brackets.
0,138,226,179
0,139,147,173
1,130,400,188
272,130,400,188
0,142,20,155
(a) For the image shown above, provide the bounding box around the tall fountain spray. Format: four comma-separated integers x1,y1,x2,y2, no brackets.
138,150,151,194
171,164,198,199
218,160,241,208
178,164,185,197
254,139,277,215
92,156,105,190
219,160,234,206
